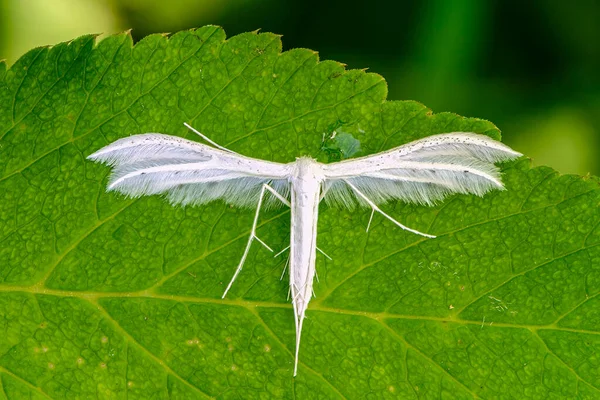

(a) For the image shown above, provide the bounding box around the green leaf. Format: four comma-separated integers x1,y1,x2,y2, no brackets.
1,26,600,399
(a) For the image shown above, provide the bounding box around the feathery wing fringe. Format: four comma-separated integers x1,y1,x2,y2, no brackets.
322,132,521,208
88,133,291,208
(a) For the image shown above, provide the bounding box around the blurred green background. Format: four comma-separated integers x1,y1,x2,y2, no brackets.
1,0,598,175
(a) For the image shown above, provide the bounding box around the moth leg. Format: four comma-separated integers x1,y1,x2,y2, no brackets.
343,180,436,239
275,245,331,259
316,247,332,260
318,186,329,201
253,236,273,252
366,209,375,232
281,256,290,280
279,244,330,260
222,183,289,298
275,246,293,281
276,245,329,283
264,185,291,207
274,245,290,258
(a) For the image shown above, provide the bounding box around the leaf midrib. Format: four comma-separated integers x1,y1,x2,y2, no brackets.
0,286,597,336
2,285,598,399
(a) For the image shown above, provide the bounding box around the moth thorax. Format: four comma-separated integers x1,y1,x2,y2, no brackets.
292,157,325,183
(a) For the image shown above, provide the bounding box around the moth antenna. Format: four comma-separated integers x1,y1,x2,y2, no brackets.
184,122,239,154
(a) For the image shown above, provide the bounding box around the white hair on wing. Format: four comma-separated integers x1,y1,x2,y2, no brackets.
397,155,504,182
165,177,266,207
106,158,290,208
323,155,507,208
87,134,216,166
165,178,290,208
107,158,228,187
322,180,358,209
396,132,521,163
108,162,245,196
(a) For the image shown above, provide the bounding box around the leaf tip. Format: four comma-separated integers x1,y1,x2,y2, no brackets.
250,28,282,40
73,33,103,45
198,24,224,35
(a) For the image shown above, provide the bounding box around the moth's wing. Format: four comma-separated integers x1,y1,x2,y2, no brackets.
321,132,521,208
88,134,292,208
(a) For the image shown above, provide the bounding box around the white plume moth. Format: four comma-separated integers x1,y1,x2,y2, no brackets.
88,123,521,376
